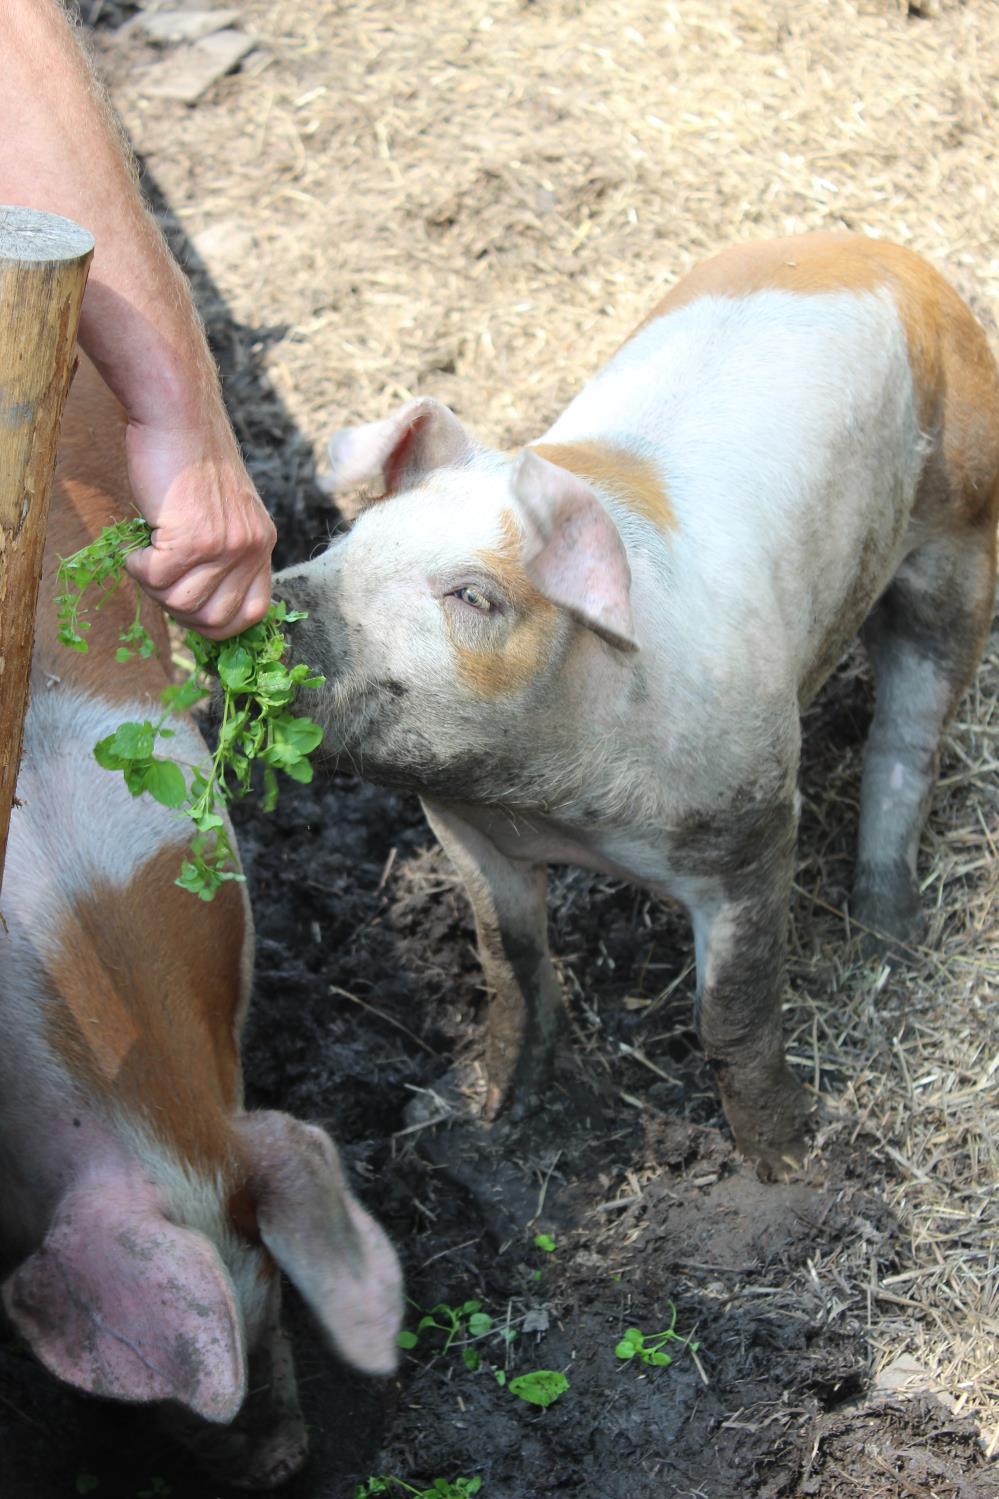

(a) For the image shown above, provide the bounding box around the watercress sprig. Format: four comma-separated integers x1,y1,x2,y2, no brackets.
56,520,326,900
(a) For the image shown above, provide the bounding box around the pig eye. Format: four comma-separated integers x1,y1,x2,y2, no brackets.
453,585,494,614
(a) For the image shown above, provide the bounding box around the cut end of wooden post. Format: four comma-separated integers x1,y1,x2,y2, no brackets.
0,205,95,265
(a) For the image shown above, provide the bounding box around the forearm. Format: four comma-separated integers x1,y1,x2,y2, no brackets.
0,0,218,429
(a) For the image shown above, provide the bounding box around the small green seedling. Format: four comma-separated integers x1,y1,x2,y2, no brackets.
56,521,325,899
398,1299,493,1364
507,1369,569,1408
533,1233,556,1253
614,1302,700,1369
355,1477,482,1498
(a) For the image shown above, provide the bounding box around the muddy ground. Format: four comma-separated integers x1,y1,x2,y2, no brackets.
3,2,999,1497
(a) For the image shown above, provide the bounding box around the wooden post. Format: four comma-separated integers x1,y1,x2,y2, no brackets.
0,206,94,896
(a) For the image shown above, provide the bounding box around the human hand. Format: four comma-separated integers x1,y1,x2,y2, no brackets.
123,412,276,639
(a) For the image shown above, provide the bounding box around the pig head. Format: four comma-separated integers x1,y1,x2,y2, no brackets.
279,399,638,806
0,358,403,1489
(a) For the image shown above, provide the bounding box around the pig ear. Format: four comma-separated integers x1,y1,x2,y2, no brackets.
325,397,476,498
238,1111,403,1377
511,448,639,652
2,1182,245,1422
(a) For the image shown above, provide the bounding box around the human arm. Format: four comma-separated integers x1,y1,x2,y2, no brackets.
0,0,275,637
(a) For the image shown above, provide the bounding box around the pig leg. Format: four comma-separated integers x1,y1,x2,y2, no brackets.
422,798,562,1121
854,533,996,956
684,799,810,1178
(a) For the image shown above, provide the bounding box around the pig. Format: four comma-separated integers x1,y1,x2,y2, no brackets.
275,232,999,1178
0,358,403,1487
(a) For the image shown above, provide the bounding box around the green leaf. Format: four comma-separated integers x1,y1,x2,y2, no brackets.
648,1350,672,1367
467,1312,492,1337
460,1301,481,1316
192,809,225,833
397,1330,419,1349
507,1369,569,1408
614,1339,638,1360
107,720,155,761
93,734,127,771
533,1233,556,1253
140,759,188,809
494,1369,507,1387
216,641,255,690
280,756,314,784
161,680,209,712
462,1347,480,1371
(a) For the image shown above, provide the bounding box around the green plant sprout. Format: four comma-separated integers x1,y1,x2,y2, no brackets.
355,1477,481,1498
56,521,325,900
398,1298,507,1372
614,1303,701,1369
533,1233,556,1253
399,1295,525,1374
507,1369,569,1408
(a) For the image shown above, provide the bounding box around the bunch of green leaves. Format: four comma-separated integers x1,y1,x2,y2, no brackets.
56,516,157,657
355,1477,481,1499
56,521,325,900
614,1303,701,1369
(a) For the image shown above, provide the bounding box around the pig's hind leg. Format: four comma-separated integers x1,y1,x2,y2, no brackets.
854,530,996,957
422,798,563,1121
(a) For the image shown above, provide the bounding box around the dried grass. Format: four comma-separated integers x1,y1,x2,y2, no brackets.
97,0,998,1451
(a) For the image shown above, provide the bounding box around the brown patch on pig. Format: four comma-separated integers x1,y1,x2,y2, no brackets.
531,440,675,534
640,233,999,531
33,357,172,706
448,509,559,698
43,841,247,1173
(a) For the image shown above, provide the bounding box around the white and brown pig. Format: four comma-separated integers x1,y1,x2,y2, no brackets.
0,358,402,1487
275,233,999,1177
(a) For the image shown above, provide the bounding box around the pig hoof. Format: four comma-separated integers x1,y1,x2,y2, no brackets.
719,1065,812,1181
403,1062,485,1130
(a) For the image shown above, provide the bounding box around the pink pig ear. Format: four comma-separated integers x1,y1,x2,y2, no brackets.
512,448,639,652
324,397,476,499
238,1111,403,1377
2,1181,245,1422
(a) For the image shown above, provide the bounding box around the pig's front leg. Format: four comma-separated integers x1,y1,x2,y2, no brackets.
682,803,811,1178
422,798,562,1121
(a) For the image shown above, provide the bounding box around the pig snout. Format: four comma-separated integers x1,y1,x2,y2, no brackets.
163,1304,309,1491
